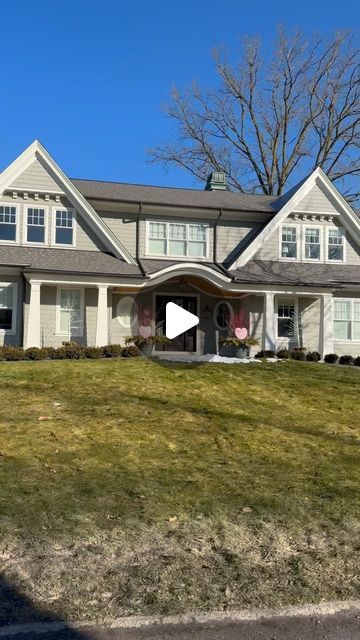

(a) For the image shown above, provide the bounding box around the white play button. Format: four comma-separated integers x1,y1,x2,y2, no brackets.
165,302,199,340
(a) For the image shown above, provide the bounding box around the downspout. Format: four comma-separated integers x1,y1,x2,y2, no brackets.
213,209,236,280
136,203,148,278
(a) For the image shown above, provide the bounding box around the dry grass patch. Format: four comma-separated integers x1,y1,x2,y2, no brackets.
0,358,359,621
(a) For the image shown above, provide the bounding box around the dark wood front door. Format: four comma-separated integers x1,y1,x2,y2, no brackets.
155,295,197,352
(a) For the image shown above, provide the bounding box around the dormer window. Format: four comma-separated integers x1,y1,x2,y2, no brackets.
304,228,321,260
26,207,45,243
0,205,17,242
55,209,74,246
281,226,297,258
147,221,208,258
328,228,344,261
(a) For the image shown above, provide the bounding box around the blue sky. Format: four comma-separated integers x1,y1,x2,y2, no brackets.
1,0,359,188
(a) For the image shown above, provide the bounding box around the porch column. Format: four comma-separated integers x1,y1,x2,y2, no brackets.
95,285,109,346
320,293,333,357
25,281,41,348
263,292,276,351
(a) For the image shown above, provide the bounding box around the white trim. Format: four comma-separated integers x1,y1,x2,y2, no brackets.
213,300,233,330
55,286,85,337
152,291,201,355
0,202,20,245
326,226,346,263
51,207,77,248
23,204,49,246
230,167,360,269
0,281,18,335
275,296,299,342
278,223,300,261
0,141,136,264
332,297,360,343
145,220,210,260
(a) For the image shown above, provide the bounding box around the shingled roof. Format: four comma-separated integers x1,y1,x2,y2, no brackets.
230,260,360,287
71,178,280,213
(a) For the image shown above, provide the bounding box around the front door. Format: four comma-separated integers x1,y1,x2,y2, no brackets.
155,295,197,352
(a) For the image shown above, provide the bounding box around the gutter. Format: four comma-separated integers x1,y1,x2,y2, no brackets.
214,209,236,281
136,203,149,278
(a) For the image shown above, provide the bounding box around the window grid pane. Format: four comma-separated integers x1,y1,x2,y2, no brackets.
27,208,45,226
56,210,73,228
0,206,16,224
334,301,350,321
305,228,321,259
281,226,297,258
148,222,208,257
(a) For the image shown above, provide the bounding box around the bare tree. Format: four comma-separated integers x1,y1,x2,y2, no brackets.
150,28,360,202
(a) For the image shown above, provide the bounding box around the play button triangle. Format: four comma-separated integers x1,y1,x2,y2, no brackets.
165,302,199,340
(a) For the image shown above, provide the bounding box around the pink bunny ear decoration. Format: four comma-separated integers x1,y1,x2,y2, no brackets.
139,325,152,339
235,327,248,339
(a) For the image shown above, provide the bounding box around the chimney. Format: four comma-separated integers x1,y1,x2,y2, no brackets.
205,171,228,191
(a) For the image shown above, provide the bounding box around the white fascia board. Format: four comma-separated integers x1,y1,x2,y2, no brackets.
229,167,360,269
0,141,136,265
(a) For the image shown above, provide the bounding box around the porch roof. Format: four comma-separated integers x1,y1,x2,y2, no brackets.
0,245,141,277
230,260,360,287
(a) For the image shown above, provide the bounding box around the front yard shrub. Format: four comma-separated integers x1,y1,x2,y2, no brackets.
84,346,103,359
255,350,276,358
324,353,339,364
62,342,85,359
353,356,360,366
44,347,59,359
277,349,290,359
306,351,321,362
339,355,354,366
121,345,140,358
102,344,122,358
291,350,307,361
24,347,47,361
2,347,25,361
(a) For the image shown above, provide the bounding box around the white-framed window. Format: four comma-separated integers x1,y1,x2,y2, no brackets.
214,300,233,330
281,226,298,259
147,221,209,258
0,205,17,242
26,207,46,244
56,288,84,336
333,299,360,341
276,298,296,338
54,209,75,246
304,227,321,260
0,282,17,333
328,228,345,261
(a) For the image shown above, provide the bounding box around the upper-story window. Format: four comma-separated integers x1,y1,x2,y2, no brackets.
0,205,17,242
304,227,321,260
281,226,297,258
26,207,45,243
55,209,74,245
147,221,208,258
328,228,344,261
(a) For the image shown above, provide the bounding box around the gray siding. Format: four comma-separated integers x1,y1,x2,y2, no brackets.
255,216,360,264
294,183,338,213
99,211,137,255
217,221,261,262
24,285,99,348
9,159,63,193
0,195,106,251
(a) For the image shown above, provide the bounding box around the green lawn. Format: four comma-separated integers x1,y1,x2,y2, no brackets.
0,358,359,621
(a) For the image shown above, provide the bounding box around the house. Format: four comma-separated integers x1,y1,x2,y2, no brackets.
1,140,360,357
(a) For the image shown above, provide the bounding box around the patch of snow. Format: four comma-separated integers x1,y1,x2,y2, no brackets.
153,354,281,365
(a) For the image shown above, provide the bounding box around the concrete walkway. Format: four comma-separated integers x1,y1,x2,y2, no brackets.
1,603,360,640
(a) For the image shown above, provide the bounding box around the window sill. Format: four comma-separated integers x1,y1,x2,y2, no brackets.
145,254,209,261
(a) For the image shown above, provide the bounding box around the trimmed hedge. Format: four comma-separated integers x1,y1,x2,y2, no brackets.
324,353,339,364
277,349,290,359
255,350,276,358
339,355,354,366
0,343,140,362
306,351,321,362
291,350,307,361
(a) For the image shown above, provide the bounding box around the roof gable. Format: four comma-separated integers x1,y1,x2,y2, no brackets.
228,167,360,268
0,141,136,264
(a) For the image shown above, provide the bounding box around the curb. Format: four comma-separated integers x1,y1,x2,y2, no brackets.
0,599,360,636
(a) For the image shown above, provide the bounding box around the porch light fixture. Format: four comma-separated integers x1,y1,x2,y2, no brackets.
202,305,211,319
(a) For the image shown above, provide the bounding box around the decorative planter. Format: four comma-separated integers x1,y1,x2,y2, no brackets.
139,342,154,356
234,346,249,359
